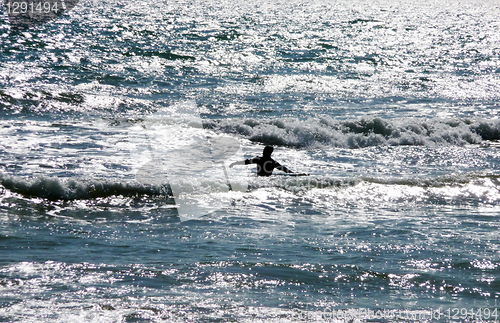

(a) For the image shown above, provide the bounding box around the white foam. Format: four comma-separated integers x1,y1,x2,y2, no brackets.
205,117,500,148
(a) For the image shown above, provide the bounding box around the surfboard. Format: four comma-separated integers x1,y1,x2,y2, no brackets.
251,169,309,177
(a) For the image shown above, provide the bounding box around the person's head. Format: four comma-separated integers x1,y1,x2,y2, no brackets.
263,146,274,157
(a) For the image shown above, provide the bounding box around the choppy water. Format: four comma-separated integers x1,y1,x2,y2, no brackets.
1,0,499,322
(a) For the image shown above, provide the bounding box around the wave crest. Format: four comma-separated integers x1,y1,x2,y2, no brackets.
0,175,170,201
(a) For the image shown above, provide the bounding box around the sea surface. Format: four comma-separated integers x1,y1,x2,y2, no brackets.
1,0,500,321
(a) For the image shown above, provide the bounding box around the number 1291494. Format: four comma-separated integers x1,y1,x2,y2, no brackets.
5,1,60,15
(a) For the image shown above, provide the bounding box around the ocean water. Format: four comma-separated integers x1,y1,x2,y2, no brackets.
1,0,500,321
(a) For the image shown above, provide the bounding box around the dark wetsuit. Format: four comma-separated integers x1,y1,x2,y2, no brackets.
245,156,291,177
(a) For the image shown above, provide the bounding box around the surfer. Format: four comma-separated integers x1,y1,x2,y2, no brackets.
229,146,294,177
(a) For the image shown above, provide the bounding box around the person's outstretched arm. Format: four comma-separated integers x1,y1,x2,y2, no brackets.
276,164,293,174
229,160,246,168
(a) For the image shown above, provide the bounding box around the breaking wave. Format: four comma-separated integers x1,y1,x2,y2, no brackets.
0,175,170,201
204,117,500,148
249,172,500,192
1,172,499,202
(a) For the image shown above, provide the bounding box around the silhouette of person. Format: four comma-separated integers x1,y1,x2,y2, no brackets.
229,146,294,176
